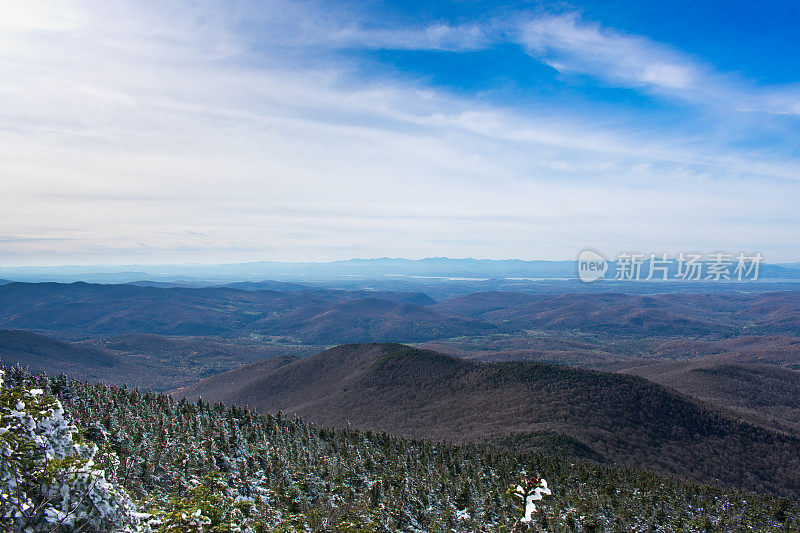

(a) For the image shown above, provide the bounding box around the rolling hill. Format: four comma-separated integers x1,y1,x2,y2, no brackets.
5,282,800,344
178,343,800,498
418,336,640,369
0,328,121,373
646,334,800,367
431,291,800,337
248,297,500,343
420,333,800,372
621,360,800,433
0,329,318,390
0,282,494,342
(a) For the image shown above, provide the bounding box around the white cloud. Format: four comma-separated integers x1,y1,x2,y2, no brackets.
516,13,800,116
326,23,489,51
0,2,799,265
519,13,699,92
0,0,81,31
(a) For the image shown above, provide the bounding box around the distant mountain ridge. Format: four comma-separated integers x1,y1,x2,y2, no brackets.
0,258,576,282
178,343,800,498
2,257,799,285
5,283,800,341
0,282,493,341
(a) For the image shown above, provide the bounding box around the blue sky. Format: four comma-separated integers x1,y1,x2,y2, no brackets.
1,0,799,265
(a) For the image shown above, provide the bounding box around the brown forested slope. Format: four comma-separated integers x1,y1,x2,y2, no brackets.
621,360,800,433
431,291,800,337
178,343,800,498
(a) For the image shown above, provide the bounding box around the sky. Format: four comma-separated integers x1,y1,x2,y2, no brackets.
1,0,799,266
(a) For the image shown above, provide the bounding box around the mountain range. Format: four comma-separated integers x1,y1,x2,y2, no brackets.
3,257,800,284
4,283,800,343
0,282,493,341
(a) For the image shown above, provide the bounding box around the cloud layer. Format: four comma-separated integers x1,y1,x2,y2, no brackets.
1,1,798,265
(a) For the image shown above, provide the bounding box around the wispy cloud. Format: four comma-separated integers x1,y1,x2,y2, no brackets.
0,1,798,265
518,13,700,91
516,12,800,117
322,23,490,51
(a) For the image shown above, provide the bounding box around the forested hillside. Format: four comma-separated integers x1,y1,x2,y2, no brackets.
2,365,797,532
621,361,800,433
179,344,800,498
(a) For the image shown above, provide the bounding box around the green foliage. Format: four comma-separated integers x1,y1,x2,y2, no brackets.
150,473,259,532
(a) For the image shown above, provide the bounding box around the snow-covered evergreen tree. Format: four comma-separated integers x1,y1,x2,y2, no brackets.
0,369,148,532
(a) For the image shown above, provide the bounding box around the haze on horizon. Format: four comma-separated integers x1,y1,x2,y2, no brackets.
2,0,800,267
